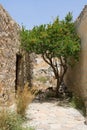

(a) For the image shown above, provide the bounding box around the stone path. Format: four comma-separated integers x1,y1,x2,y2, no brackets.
24,100,87,130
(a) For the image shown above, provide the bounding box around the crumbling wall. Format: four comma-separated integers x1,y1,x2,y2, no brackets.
65,5,87,100
0,4,34,92
0,5,20,90
15,51,33,89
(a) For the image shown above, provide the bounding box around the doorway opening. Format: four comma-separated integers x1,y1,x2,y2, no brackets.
15,54,22,91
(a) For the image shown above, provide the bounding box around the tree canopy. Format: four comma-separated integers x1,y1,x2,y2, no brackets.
20,12,80,96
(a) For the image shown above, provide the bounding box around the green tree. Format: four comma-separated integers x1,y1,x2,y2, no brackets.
20,13,80,96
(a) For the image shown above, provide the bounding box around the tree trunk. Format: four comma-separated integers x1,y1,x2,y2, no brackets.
56,78,60,97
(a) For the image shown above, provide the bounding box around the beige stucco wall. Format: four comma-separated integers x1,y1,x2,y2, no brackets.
65,6,87,100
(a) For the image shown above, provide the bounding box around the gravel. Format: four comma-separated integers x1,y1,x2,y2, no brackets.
23,100,87,130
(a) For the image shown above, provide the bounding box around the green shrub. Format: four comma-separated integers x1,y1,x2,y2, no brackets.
70,95,85,115
0,109,35,130
0,109,22,130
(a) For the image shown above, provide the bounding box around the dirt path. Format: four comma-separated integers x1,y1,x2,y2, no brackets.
23,100,87,130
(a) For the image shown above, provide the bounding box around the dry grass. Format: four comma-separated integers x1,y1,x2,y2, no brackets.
0,109,23,130
0,83,35,130
16,83,37,117
0,108,35,130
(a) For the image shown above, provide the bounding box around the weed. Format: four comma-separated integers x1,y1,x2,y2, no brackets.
0,109,22,130
16,83,36,117
0,109,35,130
70,95,85,115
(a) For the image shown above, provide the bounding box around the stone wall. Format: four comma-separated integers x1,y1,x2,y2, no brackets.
15,51,34,89
65,5,87,100
0,5,20,90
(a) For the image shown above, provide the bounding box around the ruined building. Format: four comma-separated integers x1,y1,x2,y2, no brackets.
65,5,87,124
0,5,33,91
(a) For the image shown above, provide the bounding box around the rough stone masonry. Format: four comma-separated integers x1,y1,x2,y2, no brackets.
0,4,33,92
0,4,20,90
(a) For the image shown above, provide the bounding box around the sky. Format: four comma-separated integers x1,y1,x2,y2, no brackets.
0,0,87,29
